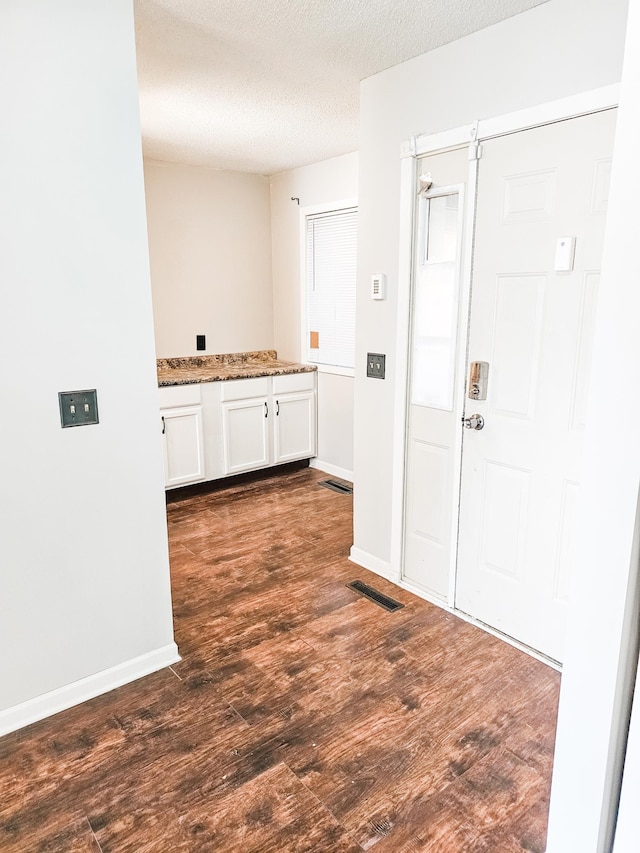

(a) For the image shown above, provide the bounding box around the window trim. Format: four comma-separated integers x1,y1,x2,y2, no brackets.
299,198,358,373
316,364,355,378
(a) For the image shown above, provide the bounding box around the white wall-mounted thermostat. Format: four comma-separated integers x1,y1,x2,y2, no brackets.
371,273,386,300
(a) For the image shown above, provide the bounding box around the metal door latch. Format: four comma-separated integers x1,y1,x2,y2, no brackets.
463,413,485,430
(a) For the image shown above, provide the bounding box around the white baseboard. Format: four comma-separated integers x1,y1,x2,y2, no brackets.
310,459,353,483
349,546,392,580
0,642,181,737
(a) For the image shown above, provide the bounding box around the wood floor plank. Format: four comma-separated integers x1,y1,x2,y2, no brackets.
0,466,560,851
94,762,364,853
368,745,546,853
0,813,101,853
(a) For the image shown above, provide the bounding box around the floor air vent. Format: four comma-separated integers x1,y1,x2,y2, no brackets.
346,580,404,612
319,479,353,495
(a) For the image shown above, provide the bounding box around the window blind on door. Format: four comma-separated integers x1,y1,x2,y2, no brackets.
305,207,357,369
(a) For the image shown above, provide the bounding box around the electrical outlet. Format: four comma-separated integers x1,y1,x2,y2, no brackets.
196,334,206,351
367,353,386,379
59,390,99,428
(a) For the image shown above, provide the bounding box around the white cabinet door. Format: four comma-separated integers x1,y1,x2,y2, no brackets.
161,405,205,488
273,391,316,464
222,397,270,475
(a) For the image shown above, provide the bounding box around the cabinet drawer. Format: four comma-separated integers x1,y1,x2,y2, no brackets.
221,377,269,401
159,384,201,408
272,371,315,394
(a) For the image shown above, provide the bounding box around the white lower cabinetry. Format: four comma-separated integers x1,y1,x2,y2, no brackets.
220,373,316,476
160,371,316,489
159,385,205,488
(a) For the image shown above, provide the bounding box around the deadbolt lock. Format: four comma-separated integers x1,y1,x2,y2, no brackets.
468,361,489,400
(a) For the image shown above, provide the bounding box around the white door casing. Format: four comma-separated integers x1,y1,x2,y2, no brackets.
455,109,616,662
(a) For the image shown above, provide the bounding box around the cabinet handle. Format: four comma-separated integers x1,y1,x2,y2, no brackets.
276,400,280,416
161,415,165,434
264,401,268,418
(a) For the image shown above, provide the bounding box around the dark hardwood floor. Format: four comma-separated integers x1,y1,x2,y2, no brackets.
0,466,560,852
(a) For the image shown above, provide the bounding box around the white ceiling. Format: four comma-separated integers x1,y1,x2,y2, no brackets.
134,0,547,175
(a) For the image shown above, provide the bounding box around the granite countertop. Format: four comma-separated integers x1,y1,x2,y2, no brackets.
157,350,316,387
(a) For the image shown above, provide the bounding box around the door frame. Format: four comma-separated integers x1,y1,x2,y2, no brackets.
390,83,620,619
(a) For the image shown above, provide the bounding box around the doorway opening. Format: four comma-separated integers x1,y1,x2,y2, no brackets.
395,89,618,665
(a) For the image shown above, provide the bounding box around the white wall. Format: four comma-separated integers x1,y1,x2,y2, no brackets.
270,152,359,477
353,0,628,570
547,1,640,847
270,152,359,361
613,657,640,852
315,372,355,480
0,0,177,730
144,161,273,358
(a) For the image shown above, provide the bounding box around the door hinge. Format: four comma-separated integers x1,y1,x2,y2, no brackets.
468,141,482,160
468,121,482,160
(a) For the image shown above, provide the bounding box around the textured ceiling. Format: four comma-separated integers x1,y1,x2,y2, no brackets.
134,0,547,175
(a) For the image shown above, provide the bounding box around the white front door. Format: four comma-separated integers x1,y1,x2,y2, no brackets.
403,146,468,599
455,109,616,662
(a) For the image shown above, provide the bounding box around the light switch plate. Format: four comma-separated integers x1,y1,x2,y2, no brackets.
367,353,386,379
554,236,576,272
59,389,99,428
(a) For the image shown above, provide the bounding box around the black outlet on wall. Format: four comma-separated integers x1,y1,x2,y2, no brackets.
196,335,206,351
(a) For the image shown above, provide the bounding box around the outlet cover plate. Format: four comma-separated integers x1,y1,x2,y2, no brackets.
367,353,386,379
59,389,99,428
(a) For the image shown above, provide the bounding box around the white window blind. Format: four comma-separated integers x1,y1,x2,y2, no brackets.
305,207,357,369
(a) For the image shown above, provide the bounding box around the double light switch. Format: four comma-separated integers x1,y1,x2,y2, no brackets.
59,389,99,428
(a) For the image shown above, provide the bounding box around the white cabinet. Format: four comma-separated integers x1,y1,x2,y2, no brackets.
220,373,316,476
272,373,316,464
221,377,270,476
160,371,316,488
222,397,270,474
159,386,205,489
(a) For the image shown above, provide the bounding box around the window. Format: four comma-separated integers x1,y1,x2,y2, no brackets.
304,206,357,371
410,190,462,411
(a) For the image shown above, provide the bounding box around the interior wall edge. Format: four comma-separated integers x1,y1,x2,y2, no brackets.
348,546,392,581
0,643,180,738
309,459,353,483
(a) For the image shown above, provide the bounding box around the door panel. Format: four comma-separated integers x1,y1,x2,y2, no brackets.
491,274,545,418
479,460,531,580
570,271,599,431
455,109,616,662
